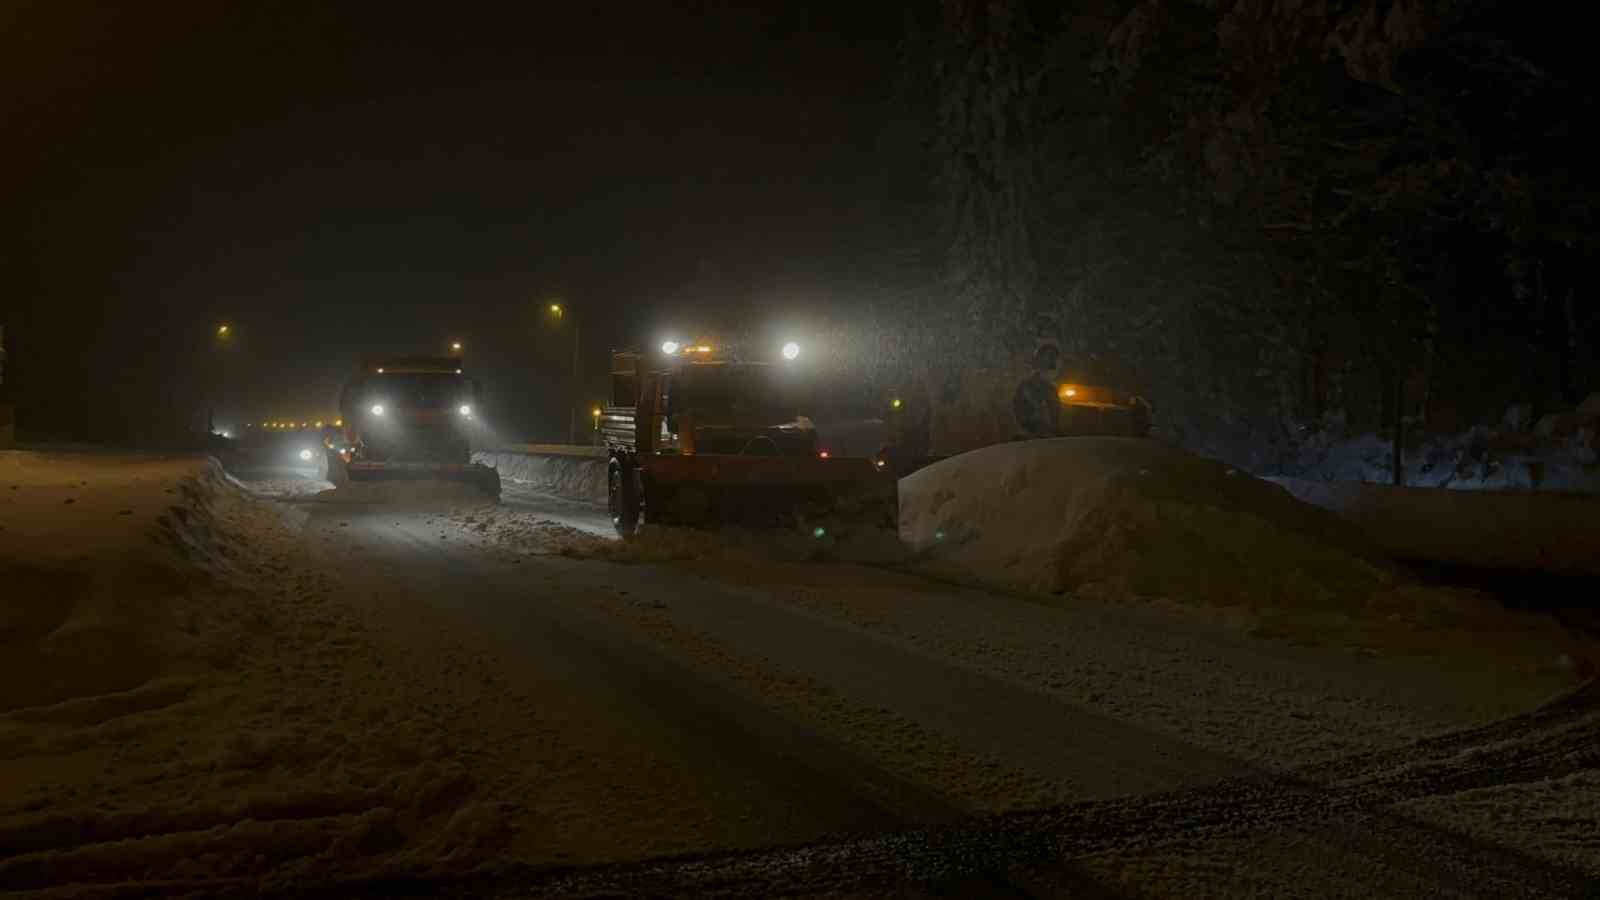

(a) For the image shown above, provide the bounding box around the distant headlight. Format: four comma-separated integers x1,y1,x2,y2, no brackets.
781,341,801,361
458,404,472,417
370,404,385,416
298,448,314,462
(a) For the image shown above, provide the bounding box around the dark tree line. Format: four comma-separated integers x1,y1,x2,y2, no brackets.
865,0,1599,469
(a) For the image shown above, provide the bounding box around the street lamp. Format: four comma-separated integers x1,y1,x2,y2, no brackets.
450,340,463,352
209,323,235,434
546,301,580,443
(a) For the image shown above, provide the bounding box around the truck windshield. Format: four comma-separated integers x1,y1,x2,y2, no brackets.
676,365,795,416
363,374,472,408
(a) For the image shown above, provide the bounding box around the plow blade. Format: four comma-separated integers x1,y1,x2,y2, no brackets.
345,460,501,497
642,455,897,533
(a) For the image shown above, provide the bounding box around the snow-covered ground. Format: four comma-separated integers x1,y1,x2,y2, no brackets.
0,451,532,892
4,447,1595,896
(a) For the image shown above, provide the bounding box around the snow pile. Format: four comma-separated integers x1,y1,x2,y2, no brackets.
0,454,261,713
902,438,1401,610
1,452,522,892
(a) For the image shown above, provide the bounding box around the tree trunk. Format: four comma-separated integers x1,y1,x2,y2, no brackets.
1390,371,1405,487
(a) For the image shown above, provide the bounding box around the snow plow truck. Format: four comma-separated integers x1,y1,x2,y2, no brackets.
601,340,897,538
327,355,500,497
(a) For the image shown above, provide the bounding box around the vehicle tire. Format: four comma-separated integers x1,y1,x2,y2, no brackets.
476,466,502,500
609,459,640,537
325,448,348,486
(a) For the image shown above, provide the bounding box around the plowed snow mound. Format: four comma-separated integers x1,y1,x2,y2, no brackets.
0,454,263,713
2,452,520,891
902,438,1395,611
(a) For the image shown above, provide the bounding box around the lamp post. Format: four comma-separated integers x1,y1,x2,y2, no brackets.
210,324,233,435
548,303,580,444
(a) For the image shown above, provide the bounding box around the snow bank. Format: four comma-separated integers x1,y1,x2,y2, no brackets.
1,451,524,892
1270,476,1600,576
900,438,1405,610
474,449,606,501
0,453,261,712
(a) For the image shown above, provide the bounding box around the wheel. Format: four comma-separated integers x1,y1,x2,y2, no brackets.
324,448,348,486
609,459,640,537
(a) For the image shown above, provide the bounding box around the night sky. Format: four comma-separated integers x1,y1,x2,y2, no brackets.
9,1,915,441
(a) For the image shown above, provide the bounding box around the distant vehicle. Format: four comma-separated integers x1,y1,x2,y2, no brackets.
1052,383,1153,438
331,355,499,496
601,340,896,537
876,380,1154,478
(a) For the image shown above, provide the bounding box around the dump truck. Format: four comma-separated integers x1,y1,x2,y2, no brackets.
600,340,897,537
328,355,500,496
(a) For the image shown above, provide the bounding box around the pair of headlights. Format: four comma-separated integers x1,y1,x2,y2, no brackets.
366,404,472,417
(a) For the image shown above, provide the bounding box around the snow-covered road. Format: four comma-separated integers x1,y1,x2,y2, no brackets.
5,452,1595,897
247,467,1592,895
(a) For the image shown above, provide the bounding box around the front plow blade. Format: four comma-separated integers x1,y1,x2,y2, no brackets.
346,461,501,498
642,456,897,533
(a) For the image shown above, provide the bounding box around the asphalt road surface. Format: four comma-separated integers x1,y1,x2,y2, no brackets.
229,464,1598,898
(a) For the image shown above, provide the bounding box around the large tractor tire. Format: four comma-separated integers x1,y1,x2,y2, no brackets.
473,464,502,500
609,458,640,537
324,448,348,486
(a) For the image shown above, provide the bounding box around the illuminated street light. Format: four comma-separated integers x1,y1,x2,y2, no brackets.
450,341,463,352
370,404,385,416
591,406,602,417
890,397,903,410
781,341,800,361
547,301,580,442
216,324,231,337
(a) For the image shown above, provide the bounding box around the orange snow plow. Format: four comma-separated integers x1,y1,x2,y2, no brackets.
330,355,500,497
601,343,897,537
